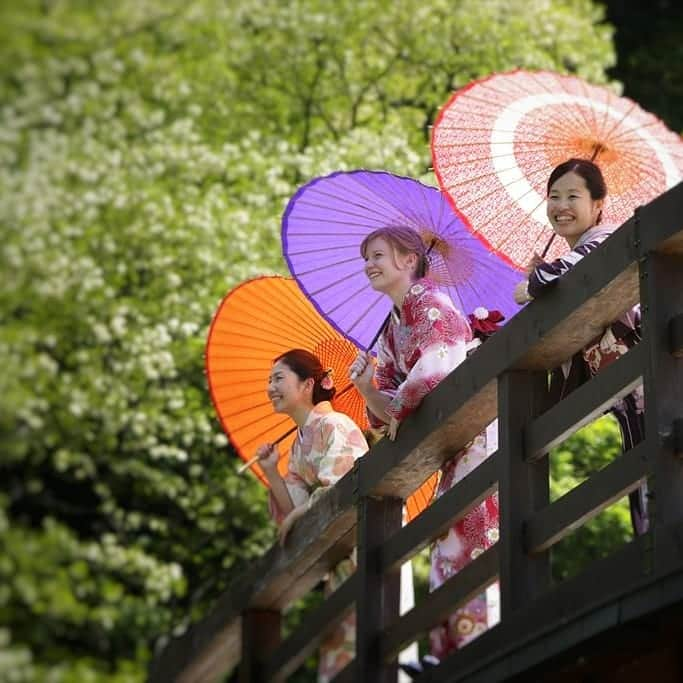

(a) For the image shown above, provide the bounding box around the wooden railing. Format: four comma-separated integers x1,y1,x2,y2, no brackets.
149,182,683,683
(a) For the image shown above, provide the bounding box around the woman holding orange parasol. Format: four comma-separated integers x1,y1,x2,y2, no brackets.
256,349,369,543
256,348,368,682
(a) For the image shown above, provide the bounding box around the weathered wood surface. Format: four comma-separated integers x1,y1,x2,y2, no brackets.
423,521,683,683
148,183,683,683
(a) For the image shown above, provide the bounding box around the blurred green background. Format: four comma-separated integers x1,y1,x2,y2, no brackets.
1,1,681,681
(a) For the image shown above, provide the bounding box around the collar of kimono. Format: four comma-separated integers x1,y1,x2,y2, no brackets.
391,277,436,324
574,223,618,249
298,400,334,435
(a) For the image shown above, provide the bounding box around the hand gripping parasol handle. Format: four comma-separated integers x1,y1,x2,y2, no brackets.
349,313,391,380
540,233,556,259
237,383,357,474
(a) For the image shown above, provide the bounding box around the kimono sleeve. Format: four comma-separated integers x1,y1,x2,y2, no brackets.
368,332,401,429
268,464,310,525
307,417,368,509
528,237,605,299
386,291,470,422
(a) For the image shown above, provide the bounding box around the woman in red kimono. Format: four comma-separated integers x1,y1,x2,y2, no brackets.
514,157,648,535
349,226,500,665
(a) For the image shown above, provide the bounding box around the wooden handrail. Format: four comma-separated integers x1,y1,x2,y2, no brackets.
149,182,683,683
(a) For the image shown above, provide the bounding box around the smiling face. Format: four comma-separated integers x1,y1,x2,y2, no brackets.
546,171,604,248
363,236,416,299
267,360,313,417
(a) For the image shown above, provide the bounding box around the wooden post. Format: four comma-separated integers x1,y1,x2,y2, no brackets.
355,495,403,683
239,609,281,683
498,370,551,616
639,252,683,558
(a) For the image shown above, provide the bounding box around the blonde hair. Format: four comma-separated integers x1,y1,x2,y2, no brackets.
360,226,429,279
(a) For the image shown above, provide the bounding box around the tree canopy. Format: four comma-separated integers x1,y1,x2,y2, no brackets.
0,1,641,680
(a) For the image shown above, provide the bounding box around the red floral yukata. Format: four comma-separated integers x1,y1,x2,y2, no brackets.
368,278,500,660
269,401,368,682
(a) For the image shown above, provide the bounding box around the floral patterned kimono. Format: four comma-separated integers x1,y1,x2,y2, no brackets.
269,400,368,682
369,278,500,660
528,225,649,535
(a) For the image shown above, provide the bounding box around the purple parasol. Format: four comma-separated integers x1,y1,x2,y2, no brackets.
282,169,523,351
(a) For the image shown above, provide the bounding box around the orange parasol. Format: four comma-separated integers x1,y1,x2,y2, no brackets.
205,275,437,521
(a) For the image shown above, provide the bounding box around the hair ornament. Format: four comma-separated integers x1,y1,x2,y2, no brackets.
320,368,334,391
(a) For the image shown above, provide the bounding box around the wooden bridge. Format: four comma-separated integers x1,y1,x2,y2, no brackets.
149,183,683,683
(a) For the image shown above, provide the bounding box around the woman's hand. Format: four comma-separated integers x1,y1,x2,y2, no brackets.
513,280,532,305
526,252,544,275
349,351,375,393
387,416,401,441
278,505,306,545
255,443,279,472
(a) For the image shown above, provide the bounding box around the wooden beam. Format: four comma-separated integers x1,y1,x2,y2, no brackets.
148,186,683,683
264,576,357,681
355,496,403,683
238,609,280,683
525,343,644,462
639,252,683,557
149,470,358,683
498,370,550,616
380,546,499,661
425,528,681,683
380,454,499,573
669,313,683,358
526,441,650,554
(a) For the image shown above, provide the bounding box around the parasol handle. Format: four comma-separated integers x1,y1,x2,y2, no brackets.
237,426,297,474
540,233,556,259
237,383,357,474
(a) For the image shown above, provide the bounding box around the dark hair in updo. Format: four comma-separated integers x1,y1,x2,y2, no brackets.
273,349,336,404
547,158,607,224
360,226,429,279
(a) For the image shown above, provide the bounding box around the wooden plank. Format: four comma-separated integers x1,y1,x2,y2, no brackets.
380,453,499,572
525,343,644,462
526,441,650,554
359,217,651,502
148,470,359,683
251,465,359,608
639,252,683,560
669,313,683,357
426,533,650,683
331,661,357,683
173,621,240,683
355,496,402,683
238,609,280,683
148,190,683,683
635,180,683,256
264,575,357,681
380,546,499,661
498,371,550,616
424,523,683,683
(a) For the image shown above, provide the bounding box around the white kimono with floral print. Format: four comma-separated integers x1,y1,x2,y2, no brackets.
269,401,368,683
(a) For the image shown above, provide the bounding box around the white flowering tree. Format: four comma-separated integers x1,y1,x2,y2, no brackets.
0,1,617,680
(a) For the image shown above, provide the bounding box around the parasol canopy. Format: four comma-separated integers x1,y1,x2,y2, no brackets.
205,275,436,521
431,69,683,268
282,169,522,351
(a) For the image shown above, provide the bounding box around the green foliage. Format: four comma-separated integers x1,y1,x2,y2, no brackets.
0,1,620,680
604,2,683,133
550,416,633,581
